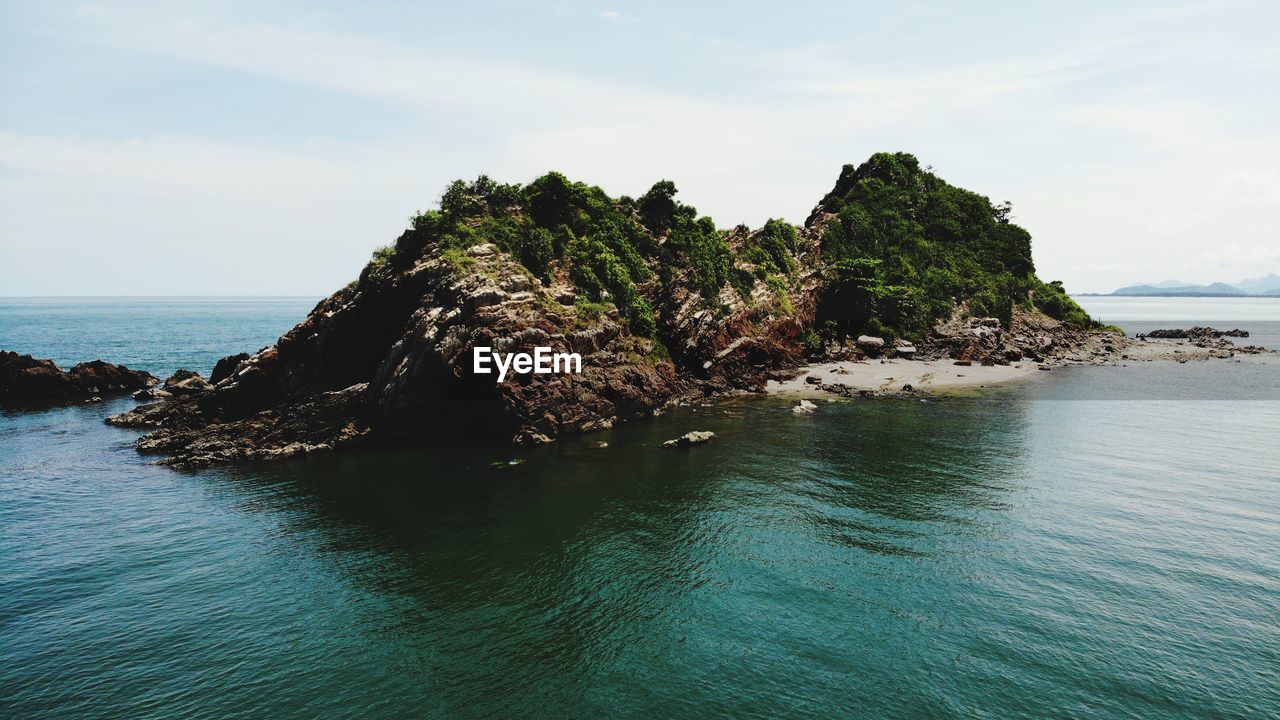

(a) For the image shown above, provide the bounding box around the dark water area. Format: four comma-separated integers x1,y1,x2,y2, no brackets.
2,297,1278,718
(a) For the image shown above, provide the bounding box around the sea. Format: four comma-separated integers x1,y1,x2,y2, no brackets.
1,296,1277,719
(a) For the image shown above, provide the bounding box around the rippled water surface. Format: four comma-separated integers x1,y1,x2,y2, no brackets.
2,297,1278,719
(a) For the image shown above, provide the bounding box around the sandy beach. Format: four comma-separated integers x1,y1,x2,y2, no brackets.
767,358,1039,396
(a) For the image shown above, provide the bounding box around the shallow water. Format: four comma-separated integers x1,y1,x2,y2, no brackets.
2,297,1278,718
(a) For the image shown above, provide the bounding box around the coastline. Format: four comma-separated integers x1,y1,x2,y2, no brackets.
767,358,1037,396
768,336,1274,398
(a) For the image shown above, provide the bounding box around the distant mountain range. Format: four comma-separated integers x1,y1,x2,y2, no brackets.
1107,273,1280,297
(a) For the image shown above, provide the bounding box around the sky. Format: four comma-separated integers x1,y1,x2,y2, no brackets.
1,0,1278,296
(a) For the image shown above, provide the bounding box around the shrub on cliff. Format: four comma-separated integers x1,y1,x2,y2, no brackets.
742,219,796,275
516,227,556,281
394,157,1098,341
1032,279,1093,327
816,152,1090,336
400,174,665,336
359,244,397,285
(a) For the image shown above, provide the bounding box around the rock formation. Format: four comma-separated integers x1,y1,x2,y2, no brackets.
104,157,1169,467
1,351,157,407
1139,327,1249,339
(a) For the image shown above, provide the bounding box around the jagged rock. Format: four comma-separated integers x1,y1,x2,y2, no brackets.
662,430,715,447
133,387,172,401
1,351,157,408
209,352,251,384
169,376,213,395
163,369,199,388
501,274,535,293
163,370,213,396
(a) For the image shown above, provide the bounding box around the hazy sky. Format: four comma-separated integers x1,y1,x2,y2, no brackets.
2,1,1278,295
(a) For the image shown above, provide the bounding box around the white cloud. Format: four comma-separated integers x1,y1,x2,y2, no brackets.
597,10,636,25
2,1,1278,294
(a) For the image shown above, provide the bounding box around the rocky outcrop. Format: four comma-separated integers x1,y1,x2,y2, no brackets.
107,215,820,466
209,353,251,384
918,313,1270,367
919,308,1120,366
1139,327,1249,339
162,370,215,396
133,387,172,401
1,351,157,407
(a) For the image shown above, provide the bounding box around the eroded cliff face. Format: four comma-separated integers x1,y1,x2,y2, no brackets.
107,223,818,467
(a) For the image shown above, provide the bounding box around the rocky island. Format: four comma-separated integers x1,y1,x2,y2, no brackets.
100,153,1263,467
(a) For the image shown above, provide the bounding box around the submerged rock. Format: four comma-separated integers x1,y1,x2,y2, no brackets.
1,351,157,408
662,430,715,448
792,399,817,414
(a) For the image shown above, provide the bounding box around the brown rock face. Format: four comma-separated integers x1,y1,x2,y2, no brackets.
102,237,742,466
920,307,1116,366
1,351,157,407
107,230,816,467
209,353,251,384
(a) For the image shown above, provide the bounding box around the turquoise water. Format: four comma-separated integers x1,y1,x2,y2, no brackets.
0,297,320,378
2,297,1278,718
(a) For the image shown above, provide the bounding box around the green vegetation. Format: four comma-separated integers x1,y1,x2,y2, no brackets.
743,219,797,276
1029,278,1093,328
816,152,1095,337
367,154,1095,341
392,172,750,337
764,274,794,314
359,244,397,284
